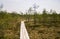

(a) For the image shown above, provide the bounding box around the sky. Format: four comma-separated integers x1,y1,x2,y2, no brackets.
0,0,60,13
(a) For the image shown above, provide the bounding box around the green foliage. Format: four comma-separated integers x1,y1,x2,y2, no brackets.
25,9,60,39
0,9,60,39
0,11,21,39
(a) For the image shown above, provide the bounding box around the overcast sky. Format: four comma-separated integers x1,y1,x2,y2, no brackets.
0,0,60,13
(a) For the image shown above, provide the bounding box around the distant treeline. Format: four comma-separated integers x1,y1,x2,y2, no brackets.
24,9,60,24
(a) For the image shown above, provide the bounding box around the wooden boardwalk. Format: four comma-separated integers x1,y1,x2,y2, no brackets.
20,21,30,39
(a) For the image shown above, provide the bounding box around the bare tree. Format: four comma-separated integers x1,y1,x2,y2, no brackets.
27,7,32,22
33,3,39,24
0,3,3,11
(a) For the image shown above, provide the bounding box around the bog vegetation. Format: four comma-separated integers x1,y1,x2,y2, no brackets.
0,11,21,39
0,9,60,39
